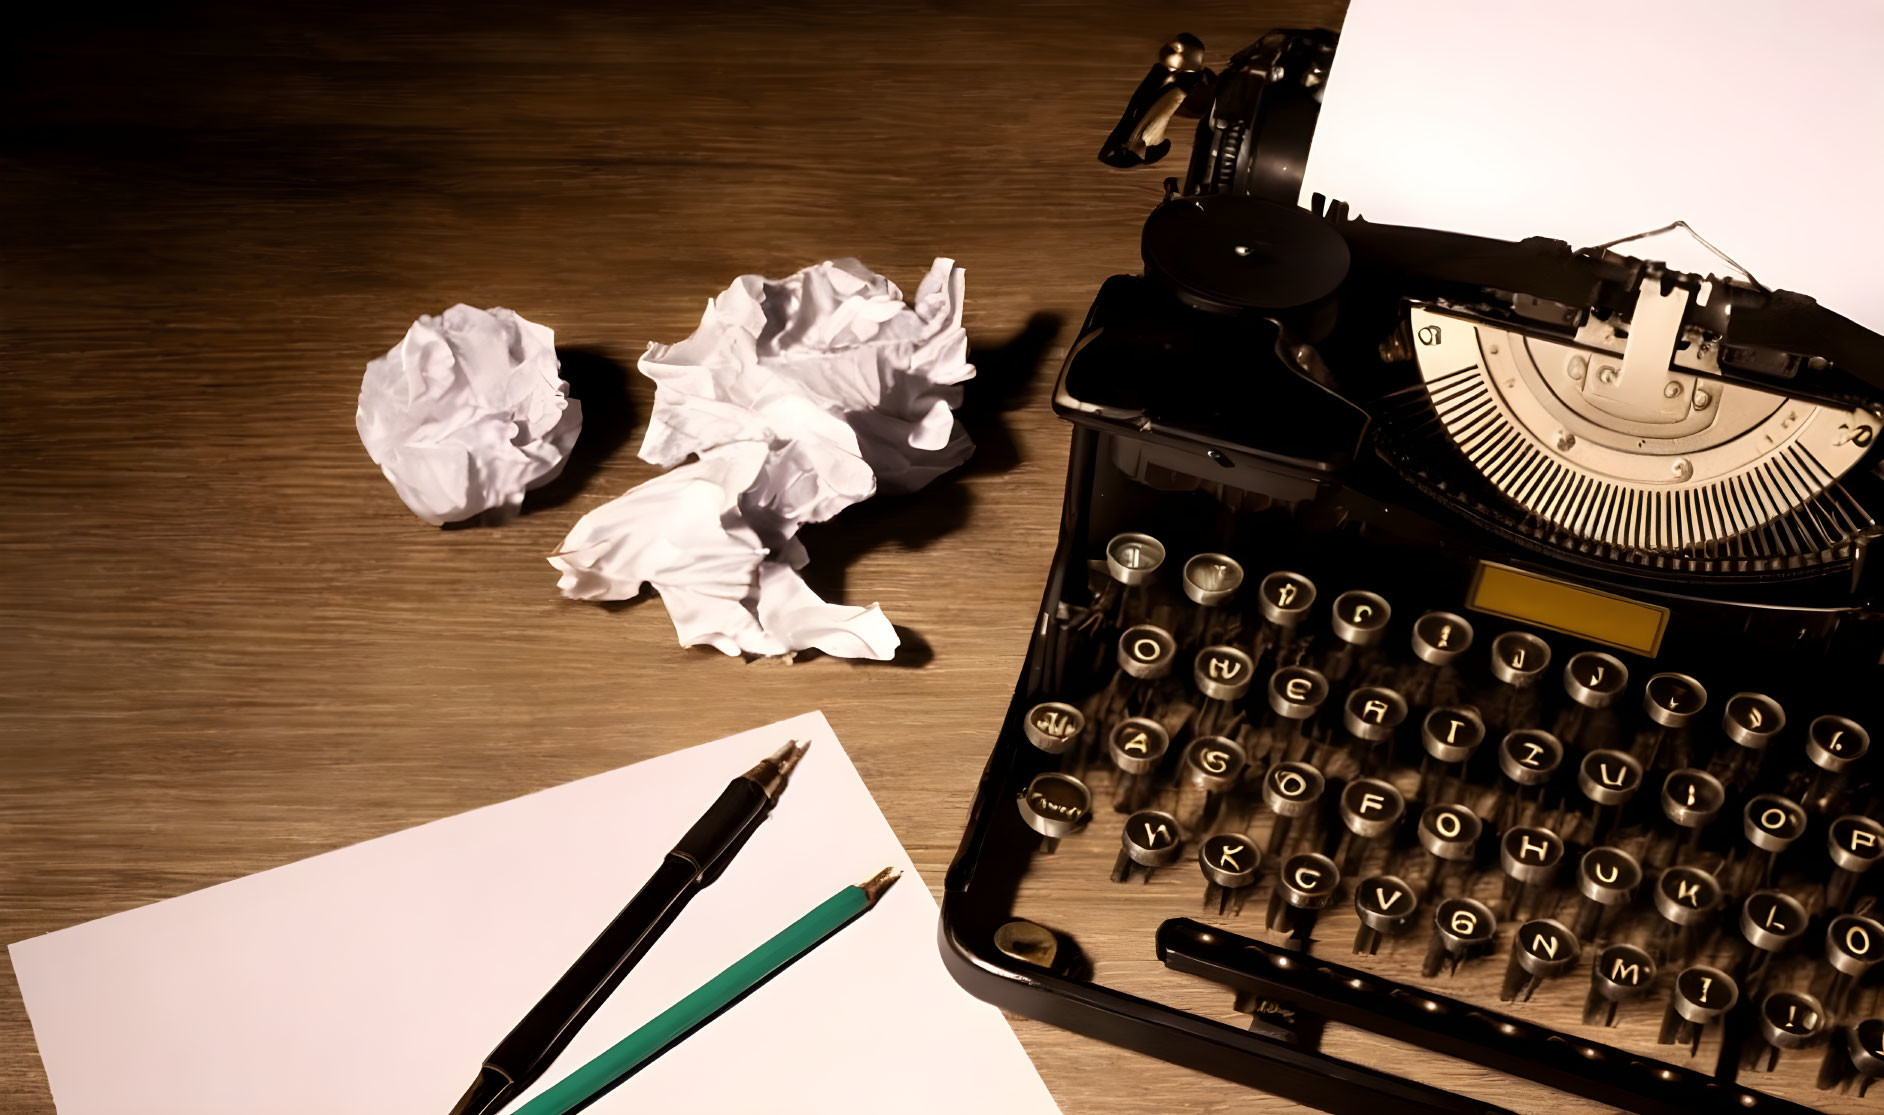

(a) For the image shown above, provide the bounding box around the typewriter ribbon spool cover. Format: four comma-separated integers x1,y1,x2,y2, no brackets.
944,9,1884,1115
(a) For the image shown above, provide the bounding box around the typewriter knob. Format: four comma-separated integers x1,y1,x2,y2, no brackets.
1411,611,1473,666
1182,553,1244,607
1652,865,1723,928
1489,631,1550,687
1017,772,1093,847
1743,793,1808,853
1022,701,1085,755
1722,692,1786,750
1257,570,1316,630
1339,778,1405,840
1108,717,1170,776
1752,990,1827,1073
1198,832,1261,916
1266,851,1341,939
1739,890,1809,957
1113,809,1184,884
1659,965,1738,1054
1499,826,1566,886
1422,896,1496,977
1341,685,1407,742
1330,590,1391,647
1822,1019,1884,1096
1585,943,1656,1026
1826,814,1884,909
1572,846,1641,940
1183,736,1246,795
1658,768,1725,832
1262,761,1325,818
1420,706,1485,764
1562,651,1628,709
1105,532,1166,586
1118,624,1178,680
1807,714,1871,773
1193,645,1254,701
1352,874,1419,954
1577,749,1644,807
1501,918,1580,1002
1417,803,1482,862
1643,672,1707,728
1497,729,1563,787
1266,665,1328,720
1825,914,1884,1013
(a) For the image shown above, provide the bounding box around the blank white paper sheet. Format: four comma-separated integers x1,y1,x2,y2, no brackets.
10,711,1061,1115
1301,0,1884,334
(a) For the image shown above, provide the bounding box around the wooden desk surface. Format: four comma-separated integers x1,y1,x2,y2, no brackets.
0,3,1373,1111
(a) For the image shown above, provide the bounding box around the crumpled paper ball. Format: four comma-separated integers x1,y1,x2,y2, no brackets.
549,258,974,659
356,305,583,526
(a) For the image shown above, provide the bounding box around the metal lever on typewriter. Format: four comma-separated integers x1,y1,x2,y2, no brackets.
1098,33,1212,169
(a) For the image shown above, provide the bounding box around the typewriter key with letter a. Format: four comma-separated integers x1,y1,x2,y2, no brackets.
1107,716,1170,814
1339,685,1406,776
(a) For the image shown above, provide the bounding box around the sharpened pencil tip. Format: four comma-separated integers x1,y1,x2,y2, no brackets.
858,867,901,905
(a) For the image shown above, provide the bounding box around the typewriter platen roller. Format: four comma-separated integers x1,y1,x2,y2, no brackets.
944,26,1884,1115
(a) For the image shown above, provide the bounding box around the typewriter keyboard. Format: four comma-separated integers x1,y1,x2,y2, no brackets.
1003,523,1884,1112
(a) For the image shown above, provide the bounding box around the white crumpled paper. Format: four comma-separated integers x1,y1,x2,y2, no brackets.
357,305,583,526
550,258,975,660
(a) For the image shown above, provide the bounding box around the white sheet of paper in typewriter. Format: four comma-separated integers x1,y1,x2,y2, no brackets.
1301,0,1884,335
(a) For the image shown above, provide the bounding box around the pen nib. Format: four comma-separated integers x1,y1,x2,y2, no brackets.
858,867,901,906
748,740,810,800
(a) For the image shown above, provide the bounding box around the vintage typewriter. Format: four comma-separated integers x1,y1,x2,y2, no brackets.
940,27,1884,1115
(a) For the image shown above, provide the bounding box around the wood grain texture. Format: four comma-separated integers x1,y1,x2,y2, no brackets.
0,4,1646,1113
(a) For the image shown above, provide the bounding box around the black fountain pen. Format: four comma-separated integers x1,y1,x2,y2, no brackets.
448,740,810,1115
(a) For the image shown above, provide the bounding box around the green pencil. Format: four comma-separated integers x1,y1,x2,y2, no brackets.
511,867,902,1115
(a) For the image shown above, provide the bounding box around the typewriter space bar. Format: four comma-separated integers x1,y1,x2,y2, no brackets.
1157,918,1819,1115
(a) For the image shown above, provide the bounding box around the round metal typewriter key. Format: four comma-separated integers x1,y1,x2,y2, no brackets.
1751,990,1827,1073
1105,532,1165,586
1257,570,1316,631
1340,686,1406,774
1659,768,1725,834
1576,749,1643,844
1022,701,1085,756
1266,665,1328,761
1824,913,1884,1014
1807,715,1870,774
1265,851,1340,940
1179,736,1246,829
1421,896,1497,978
1416,803,1481,900
1330,590,1391,647
1016,772,1093,852
1106,717,1169,813
1113,809,1184,883
1825,814,1884,909
1117,624,1177,680
1336,777,1404,874
1652,865,1722,966
1498,825,1565,920
1821,1018,1884,1097
1585,943,1656,1027
1261,760,1324,858
1193,645,1255,702
1410,611,1473,667
1722,691,1785,751
1501,918,1580,1002
1417,705,1484,805
1563,651,1628,709
1643,672,1707,728
992,919,1060,969
1659,964,1738,1055
1198,832,1262,916
1741,793,1808,891
1352,874,1419,955
1494,728,1563,828
1182,553,1244,607
1489,631,1550,687
1738,890,1809,996
1572,846,1642,940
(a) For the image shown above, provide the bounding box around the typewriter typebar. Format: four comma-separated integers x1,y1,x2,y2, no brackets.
942,26,1884,1115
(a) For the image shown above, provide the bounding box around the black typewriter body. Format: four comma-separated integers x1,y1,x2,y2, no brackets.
942,29,1884,1115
